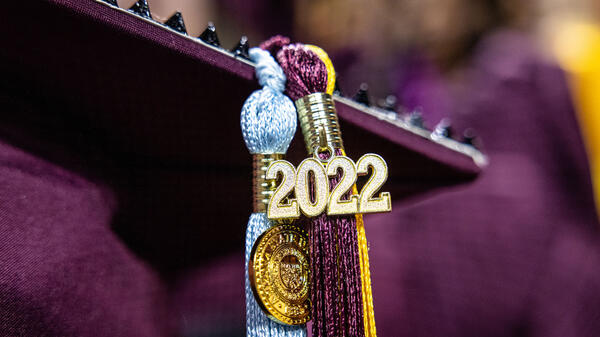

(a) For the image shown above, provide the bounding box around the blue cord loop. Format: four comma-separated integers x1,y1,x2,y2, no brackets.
251,48,287,93
241,48,306,337
241,48,296,155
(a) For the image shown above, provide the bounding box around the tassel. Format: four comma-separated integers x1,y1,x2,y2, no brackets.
277,43,375,337
241,48,307,337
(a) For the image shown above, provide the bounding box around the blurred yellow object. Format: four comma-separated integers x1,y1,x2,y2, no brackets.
554,21,600,215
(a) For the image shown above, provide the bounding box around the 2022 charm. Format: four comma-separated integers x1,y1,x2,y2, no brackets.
266,154,392,219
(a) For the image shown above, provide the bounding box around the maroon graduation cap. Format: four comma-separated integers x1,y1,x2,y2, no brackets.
0,0,485,336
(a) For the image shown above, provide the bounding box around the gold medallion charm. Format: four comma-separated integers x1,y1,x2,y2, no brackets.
249,224,311,325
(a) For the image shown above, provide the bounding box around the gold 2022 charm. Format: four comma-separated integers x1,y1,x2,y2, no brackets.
266,153,392,220
249,224,311,325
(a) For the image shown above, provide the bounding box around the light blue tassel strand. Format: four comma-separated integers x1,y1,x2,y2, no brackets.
241,48,307,337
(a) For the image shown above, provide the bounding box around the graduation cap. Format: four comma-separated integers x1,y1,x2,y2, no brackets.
0,0,486,335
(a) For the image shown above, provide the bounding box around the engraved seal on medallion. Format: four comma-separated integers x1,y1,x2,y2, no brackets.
249,224,310,325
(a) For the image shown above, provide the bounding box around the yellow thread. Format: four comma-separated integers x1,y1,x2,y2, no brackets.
306,45,336,95
356,213,377,336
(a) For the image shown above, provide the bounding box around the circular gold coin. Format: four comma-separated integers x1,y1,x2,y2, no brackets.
249,224,311,325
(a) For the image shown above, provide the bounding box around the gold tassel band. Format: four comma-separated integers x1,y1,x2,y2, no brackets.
253,153,284,213
295,93,344,153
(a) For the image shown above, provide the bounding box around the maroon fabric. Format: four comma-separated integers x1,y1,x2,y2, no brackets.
367,30,600,337
0,141,169,336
